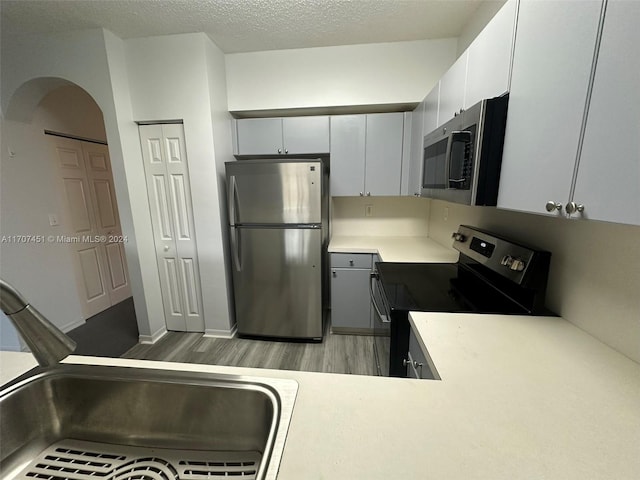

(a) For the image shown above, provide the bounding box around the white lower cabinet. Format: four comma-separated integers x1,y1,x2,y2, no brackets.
406,326,437,380
330,253,374,334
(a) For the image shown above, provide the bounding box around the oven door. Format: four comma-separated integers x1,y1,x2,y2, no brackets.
370,270,390,376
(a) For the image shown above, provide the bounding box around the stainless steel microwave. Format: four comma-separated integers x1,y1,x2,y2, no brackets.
421,95,509,205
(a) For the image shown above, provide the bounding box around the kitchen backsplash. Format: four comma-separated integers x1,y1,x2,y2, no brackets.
331,197,431,237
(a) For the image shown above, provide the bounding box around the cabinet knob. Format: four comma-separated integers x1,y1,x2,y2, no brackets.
402,358,410,367
164,245,170,252
545,201,562,213
332,270,336,277
366,192,371,196
349,260,354,266
285,149,288,154
565,202,585,214
278,148,282,154
359,192,364,196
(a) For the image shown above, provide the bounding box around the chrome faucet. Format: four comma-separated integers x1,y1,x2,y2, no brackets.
0,279,76,367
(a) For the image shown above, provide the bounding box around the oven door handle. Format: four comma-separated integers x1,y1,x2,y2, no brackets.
370,272,390,323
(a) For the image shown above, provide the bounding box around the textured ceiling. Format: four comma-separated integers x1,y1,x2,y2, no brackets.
1,0,491,53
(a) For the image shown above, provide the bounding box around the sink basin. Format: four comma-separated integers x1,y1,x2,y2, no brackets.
0,364,298,480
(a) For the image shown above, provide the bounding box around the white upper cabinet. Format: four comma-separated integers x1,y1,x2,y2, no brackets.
423,82,440,136
405,100,426,197
438,52,468,125
330,113,405,197
465,0,517,108
330,115,366,196
365,113,405,196
236,118,283,155
436,0,517,127
236,116,329,155
571,0,640,225
497,0,603,216
282,116,330,154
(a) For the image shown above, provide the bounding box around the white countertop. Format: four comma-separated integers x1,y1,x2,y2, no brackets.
3,312,639,479
328,235,459,263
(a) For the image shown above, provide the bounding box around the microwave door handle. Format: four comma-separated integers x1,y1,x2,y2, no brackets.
446,131,472,184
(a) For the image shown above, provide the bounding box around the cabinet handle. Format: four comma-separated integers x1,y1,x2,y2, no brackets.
565,202,584,214
278,148,282,154
545,201,562,213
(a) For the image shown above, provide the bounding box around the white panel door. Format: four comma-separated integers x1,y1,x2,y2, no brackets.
572,0,640,225
53,137,111,317
82,142,131,304
139,124,204,332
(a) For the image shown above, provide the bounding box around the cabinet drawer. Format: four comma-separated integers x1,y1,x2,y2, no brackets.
330,253,372,269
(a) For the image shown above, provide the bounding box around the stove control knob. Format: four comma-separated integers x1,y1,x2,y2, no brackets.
451,232,466,242
510,259,526,272
501,255,513,266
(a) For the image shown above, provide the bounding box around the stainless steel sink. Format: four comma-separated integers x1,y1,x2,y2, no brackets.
0,364,298,480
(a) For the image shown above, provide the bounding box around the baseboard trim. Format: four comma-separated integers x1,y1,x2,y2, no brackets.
139,327,168,344
204,324,237,339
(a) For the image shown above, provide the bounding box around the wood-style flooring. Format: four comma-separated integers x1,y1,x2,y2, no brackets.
122,328,377,376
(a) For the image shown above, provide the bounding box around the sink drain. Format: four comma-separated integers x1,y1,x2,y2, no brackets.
20,439,262,480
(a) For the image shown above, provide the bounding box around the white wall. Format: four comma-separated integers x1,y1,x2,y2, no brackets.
125,33,234,335
0,119,85,333
427,199,640,364
225,39,458,112
31,85,107,141
1,28,160,342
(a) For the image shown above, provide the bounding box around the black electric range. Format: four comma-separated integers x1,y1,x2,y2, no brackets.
371,225,555,377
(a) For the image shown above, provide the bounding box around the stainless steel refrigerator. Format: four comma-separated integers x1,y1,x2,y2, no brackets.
225,159,328,340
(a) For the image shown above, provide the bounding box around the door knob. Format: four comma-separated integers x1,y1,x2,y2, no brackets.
545,201,562,213
164,245,170,252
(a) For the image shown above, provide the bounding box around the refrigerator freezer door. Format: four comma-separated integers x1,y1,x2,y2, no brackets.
232,226,323,339
227,160,322,225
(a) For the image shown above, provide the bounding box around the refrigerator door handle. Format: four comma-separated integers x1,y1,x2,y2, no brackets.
231,227,242,272
228,175,238,226
228,176,241,271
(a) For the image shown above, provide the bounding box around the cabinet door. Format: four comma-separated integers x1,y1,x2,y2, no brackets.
572,0,640,225
283,116,330,154
330,268,372,330
423,82,440,136
465,0,517,108
497,0,603,216
330,115,366,196
236,118,283,155
406,101,425,196
438,52,468,125
364,113,404,196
